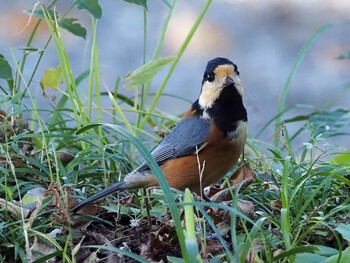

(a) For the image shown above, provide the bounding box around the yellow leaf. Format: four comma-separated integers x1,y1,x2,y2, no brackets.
40,66,63,90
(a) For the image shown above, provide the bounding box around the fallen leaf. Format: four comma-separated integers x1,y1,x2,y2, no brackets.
29,235,57,263
147,224,180,260
0,198,30,218
21,187,46,211
210,188,232,203
204,186,222,198
229,162,256,189
205,207,223,225
130,219,142,228
139,243,152,260
216,221,231,236
57,151,75,166
246,239,264,263
0,109,7,122
263,182,279,190
269,200,282,210
202,238,224,258
237,199,255,215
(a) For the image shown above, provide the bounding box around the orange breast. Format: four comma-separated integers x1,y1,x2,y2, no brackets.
145,122,246,193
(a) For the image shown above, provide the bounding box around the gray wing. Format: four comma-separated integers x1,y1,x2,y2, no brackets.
137,116,210,172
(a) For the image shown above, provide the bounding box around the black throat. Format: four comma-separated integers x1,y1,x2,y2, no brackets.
192,86,247,134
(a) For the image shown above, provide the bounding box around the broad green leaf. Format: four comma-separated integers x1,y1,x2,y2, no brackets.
325,246,350,263
23,8,57,20
11,90,25,104
0,55,13,80
167,257,185,263
330,152,350,167
74,0,102,19
40,66,63,90
337,50,350,60
22,196,39,204
273,246,319,262
316,245,338,257
335,223,350,242
308,108,350,138
124,56,175,89
122,0,147,10
296,253,327,263
58,18,87,39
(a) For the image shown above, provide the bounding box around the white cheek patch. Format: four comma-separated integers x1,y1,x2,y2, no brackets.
199,74,243,109
199,81,222,109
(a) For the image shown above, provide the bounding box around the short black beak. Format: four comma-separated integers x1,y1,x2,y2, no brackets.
223,76,235,87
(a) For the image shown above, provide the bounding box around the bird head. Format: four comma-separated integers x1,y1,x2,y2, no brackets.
199,57,243,109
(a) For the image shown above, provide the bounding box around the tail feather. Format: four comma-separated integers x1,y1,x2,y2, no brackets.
71,181,127,213
71,171,156,214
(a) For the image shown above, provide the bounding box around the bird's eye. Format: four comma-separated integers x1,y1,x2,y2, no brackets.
206,73,215,82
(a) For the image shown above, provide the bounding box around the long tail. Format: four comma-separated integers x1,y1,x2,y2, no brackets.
71,171,156,213
71,181,127,213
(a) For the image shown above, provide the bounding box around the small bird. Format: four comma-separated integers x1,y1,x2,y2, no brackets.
71,57,248,213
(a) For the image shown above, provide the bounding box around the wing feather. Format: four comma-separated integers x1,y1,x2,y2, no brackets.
137,117,210,172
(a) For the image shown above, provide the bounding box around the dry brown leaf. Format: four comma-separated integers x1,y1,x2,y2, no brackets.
29,237,57,263
269,200,282,210
229,162,256,189
140,243,152,260
204,186,222,198
57,151,75,166
263,182,279,190
147,224,180,261
202,238,224,258
0,109,6,122
47,183,72,226
22,187,46,211
210,188,232,203
206,163,256,202
216,221,231,236
237,199,255,215
28,229,61,263
245,239,264,263
0,198,30,218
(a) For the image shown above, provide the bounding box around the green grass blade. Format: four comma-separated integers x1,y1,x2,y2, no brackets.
139,0,212,129
274,23,334,146
76,123,189,261
272,245,319,262
86,245,149,262
183,189,202,262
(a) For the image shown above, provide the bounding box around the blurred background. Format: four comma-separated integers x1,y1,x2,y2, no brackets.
1,0,349,148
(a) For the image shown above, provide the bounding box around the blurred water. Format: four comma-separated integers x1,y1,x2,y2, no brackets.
0,0,349,149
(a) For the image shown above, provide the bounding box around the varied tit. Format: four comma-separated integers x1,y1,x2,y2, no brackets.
71,57,247,213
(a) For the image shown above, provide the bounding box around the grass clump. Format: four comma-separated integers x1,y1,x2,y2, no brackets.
0,0,350,262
